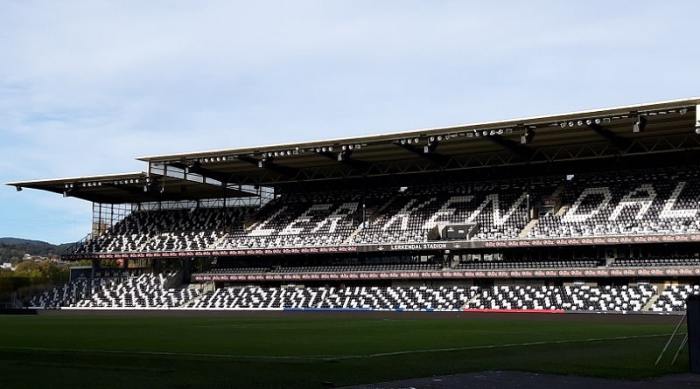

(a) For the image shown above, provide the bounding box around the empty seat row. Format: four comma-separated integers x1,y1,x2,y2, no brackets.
30,277,700,313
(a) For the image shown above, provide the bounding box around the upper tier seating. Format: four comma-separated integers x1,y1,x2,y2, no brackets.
352,181,554,244
77,207,253,253
218,190,391,249
528,169,700,239
76,167,700,253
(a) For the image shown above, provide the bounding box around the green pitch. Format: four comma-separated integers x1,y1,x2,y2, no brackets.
0,312,688,388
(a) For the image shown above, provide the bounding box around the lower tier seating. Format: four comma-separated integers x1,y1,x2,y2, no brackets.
188,283,664,312
29,278,109,309
28,271,199,309
652,284,700,312
187,285,476,311
28,274,700,313
562,284,656,312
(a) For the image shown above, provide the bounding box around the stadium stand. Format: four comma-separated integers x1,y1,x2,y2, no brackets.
12,98,700,314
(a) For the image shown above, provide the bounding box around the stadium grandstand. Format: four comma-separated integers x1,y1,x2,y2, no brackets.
8,97,700,313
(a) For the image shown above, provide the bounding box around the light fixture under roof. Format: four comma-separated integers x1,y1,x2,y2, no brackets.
633,115,647,133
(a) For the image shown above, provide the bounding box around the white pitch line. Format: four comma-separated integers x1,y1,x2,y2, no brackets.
0,333,678,363
342,333,678,360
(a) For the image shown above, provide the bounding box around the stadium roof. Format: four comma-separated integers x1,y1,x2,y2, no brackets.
137,97,700,185
8,97,700,203
7,172,255,203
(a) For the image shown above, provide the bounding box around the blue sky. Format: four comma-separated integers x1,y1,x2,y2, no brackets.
1,1,700,244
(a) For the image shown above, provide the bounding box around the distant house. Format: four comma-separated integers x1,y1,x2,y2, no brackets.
1,262,13,271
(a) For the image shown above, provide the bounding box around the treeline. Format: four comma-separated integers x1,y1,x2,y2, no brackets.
0,238,73,263
0,261,70,300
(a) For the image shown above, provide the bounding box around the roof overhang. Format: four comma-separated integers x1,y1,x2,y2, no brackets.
9,97,700,202
7,172,255,204
136,97,700,186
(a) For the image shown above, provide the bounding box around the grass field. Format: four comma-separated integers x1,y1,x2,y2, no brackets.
0,311,689,388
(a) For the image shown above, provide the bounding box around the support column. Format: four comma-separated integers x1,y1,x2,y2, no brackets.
90,259,100,294
182,258,192,283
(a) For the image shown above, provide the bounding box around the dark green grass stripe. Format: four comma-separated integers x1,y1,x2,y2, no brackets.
0,332,677,363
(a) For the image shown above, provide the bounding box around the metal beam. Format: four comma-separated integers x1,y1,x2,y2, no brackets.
237,155,300,179
102,182,163,201
487,135,534,159
186,162,231,183
316,151,340,161
256,134,700,185
169,161,253,186
588,123,632,149
316,150,372,171
395,142,450,166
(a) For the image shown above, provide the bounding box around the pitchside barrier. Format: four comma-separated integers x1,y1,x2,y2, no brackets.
0,308,37,315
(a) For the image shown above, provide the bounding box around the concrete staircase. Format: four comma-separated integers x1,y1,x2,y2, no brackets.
518,219,539,238
343,195,399,244
643,294,661,312
555,205,569,217
642,283,666,312
178,286,210,308
545,184,568,216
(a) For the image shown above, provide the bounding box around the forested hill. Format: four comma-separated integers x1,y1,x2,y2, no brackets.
0,238,73,262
